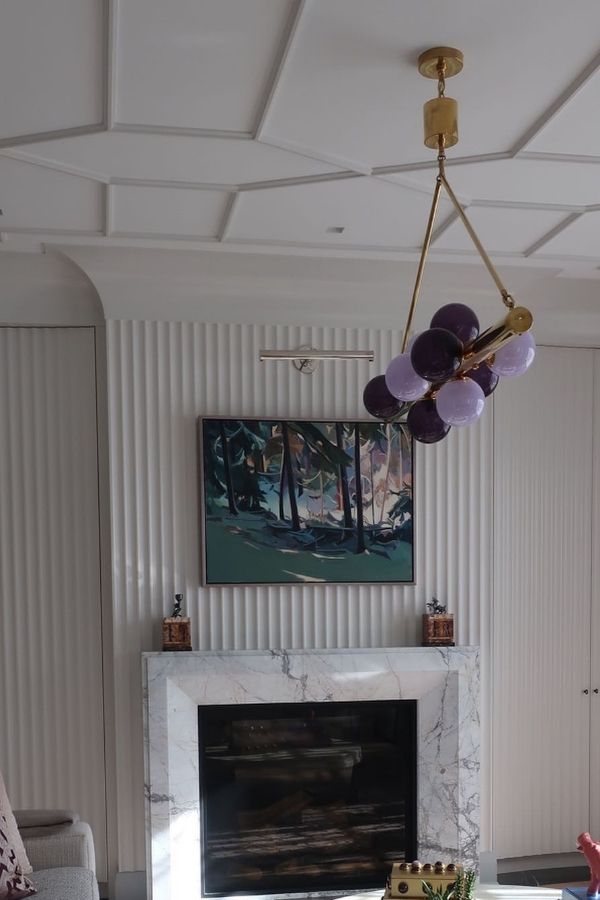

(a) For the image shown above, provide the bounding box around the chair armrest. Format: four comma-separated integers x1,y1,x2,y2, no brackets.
20,820,96,873
14,809,79,829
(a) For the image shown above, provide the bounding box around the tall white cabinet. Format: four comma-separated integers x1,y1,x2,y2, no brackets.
492,346,595,857
0,327,107,879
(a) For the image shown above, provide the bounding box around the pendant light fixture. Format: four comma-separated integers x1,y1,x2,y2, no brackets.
363,48,535,443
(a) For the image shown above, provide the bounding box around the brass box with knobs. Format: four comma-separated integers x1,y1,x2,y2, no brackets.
383,862,461,900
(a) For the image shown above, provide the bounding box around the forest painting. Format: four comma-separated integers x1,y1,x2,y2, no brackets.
200,418,413,586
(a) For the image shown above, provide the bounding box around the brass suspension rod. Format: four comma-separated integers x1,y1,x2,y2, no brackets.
401,177,444,353
439,174,515,309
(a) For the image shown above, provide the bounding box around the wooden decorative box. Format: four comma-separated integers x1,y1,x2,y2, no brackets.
162,617,192,651
422,613,454,646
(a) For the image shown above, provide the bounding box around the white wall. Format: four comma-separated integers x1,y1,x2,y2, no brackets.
4,247,590,883
106,318,493,871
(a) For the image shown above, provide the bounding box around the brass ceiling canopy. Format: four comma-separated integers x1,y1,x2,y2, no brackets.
417,47,464,79
418,47,463,150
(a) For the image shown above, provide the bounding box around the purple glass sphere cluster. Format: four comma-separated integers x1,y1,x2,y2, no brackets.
363,302,536,443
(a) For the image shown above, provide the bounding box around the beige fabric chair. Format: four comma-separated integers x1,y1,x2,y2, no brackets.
14,810,98,900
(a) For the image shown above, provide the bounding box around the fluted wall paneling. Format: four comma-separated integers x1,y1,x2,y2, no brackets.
492,346,594,857
107,319,492,871
0,327,107,879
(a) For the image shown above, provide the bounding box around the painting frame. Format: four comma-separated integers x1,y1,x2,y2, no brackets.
198,416,415,587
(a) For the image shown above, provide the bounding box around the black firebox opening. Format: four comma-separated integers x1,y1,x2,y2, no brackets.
198,699,417,897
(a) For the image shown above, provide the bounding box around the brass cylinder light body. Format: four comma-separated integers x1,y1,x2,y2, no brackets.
423,96,458,149
456,306,533,376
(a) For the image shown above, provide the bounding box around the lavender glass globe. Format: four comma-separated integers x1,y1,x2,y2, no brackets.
385,352,430,401
363,375,401,419
407,398,451,444
431,303,480,344
410,328,463,382
489,332,536,377
468,361,499,397
436,377,485,427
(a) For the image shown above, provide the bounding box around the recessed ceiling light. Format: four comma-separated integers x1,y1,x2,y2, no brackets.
326,226,345,234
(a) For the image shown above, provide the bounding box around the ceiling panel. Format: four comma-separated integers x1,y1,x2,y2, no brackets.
116,0,295,132
0,157,103,232
112,184,230,237
433,206,569,255
381,157,600,207
14,133,342,183
228,178,451,247
532,211,600,259
0,0,104,141
526,70,600,156
263,0,600,168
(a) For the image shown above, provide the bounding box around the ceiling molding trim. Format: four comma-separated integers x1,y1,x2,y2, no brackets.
110,122,253,140
258,135,372,175
0,149,109,183
1,227,104,237
217,194,240,242
427,246,526,260
471,198,586,213
110,230,221,242
34,236,586,269
239,170,362,191
517,150,600,165
111,176,237,192
373,152,512,175
374,172,471,203
0,123,106,150
219,236,423,253
106,0,119,128
510,49,600,154
523,211,584,257
253,0,310,140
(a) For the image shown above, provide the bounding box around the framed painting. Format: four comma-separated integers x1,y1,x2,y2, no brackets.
199,417,414,586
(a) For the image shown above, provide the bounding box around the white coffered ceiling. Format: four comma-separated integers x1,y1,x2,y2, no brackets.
2,0,600,278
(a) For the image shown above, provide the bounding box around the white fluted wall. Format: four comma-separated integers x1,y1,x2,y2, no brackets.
0,327,107,879
492,347,594,857
106,319,493,871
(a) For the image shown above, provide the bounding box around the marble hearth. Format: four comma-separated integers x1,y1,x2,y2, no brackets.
143,647,479,900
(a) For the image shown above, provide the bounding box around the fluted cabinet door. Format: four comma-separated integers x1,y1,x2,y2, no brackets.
0,327,107,879
493,346,593,857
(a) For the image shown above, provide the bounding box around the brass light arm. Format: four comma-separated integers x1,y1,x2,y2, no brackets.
401,177,444,352
439,174,515,309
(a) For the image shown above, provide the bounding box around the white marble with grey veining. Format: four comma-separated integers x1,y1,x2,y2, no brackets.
143,647,479,900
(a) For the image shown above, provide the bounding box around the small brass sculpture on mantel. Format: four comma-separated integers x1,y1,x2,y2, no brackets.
162,593,192,651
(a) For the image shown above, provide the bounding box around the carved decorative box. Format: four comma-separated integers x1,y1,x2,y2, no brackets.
162,617,192,651
422,613,454,647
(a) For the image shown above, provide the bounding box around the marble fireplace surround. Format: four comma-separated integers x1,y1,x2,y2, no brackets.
143,647,479,900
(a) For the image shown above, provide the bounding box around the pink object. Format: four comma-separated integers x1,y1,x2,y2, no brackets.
578,832,600,897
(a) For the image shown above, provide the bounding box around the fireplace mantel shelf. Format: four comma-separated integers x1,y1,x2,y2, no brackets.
143,646,479,900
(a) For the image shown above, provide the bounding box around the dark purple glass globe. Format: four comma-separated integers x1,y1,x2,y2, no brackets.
410,328,463,382
407,398,451,444
431,303,480,343
363,375,401,419
468,362,499,397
